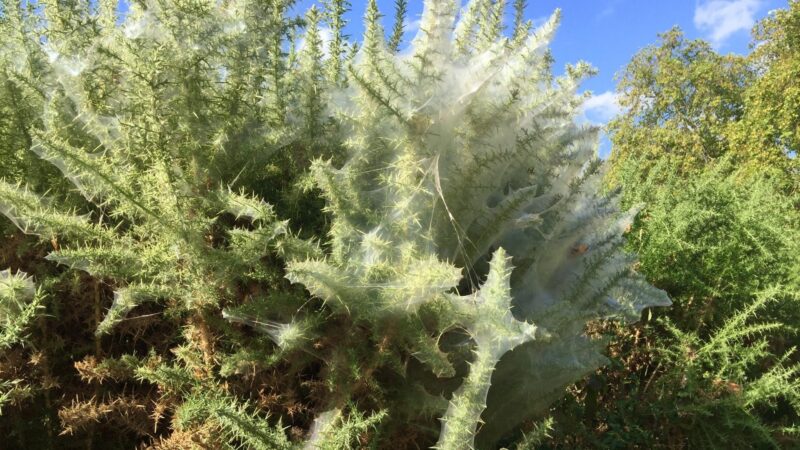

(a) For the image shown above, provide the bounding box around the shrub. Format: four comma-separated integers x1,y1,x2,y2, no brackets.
0,0,668,447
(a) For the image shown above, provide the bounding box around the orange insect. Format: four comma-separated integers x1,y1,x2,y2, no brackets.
570,243,589,256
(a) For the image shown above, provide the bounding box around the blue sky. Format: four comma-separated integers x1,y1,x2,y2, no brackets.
293,0,788,157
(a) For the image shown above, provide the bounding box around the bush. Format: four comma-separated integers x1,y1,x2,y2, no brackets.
0,0,682,448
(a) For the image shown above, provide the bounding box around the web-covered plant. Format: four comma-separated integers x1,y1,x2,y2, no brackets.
0,269,42,350
288,0,669,447
0,0,669,448
0,0,328,445
0,269,43,413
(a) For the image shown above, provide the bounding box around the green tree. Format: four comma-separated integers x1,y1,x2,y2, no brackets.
608,28,752,178
727,0,800,178
608,21,798,186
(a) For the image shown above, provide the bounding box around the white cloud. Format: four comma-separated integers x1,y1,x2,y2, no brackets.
581,91,622,124
404,18,422,35
579,91,623,160
694,0,763,47
597,0,623,20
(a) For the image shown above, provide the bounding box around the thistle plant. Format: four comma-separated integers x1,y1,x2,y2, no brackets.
0,0,326,445
0,268,43,413
288,0,669,447
0,269,42,349
0,0,334,337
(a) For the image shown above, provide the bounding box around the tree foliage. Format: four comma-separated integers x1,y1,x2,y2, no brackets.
729,0,800,174
607,28,751,176
607,24,797,184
